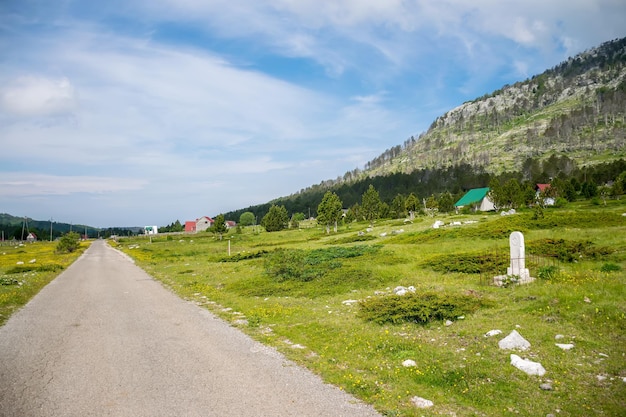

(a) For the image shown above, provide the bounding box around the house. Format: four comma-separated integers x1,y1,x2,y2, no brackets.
184,221,197,233
454,187,495,212
26,232,37,243
194,216,214,232
536,184,555,206
225,220,237,229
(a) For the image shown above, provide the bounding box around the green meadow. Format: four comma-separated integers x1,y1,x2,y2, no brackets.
0,240,89,325
113,200,626,416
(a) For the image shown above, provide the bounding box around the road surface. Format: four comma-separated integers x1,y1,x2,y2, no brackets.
0,240,382,417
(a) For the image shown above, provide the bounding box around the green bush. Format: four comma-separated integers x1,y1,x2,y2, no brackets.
600,262,622,273
421,252,506,274
264,245,381,282
358,291,491,325
56,232,81,253
537,265,560,280
527,238,614,262
5,264,65,274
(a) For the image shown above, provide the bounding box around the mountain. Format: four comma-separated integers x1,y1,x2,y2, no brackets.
0,213,101,240
221,37,626,221
358,37,626,180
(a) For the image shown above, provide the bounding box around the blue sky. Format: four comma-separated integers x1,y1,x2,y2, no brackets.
1,0,625,228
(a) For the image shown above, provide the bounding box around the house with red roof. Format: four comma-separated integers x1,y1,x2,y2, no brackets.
185,216,214,233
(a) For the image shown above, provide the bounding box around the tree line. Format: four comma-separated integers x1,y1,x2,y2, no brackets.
219,156,625,232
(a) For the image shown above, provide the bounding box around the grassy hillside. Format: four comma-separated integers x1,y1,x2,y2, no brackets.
115,200,626,416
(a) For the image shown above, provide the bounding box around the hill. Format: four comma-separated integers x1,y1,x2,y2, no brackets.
361,36,626,178
223,37,626,222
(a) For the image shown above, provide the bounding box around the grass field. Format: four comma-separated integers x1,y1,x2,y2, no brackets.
1,200,623,416
0,240,90,326
111,199,625,416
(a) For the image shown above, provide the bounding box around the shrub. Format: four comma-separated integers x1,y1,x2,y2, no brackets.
600,262,622,273
537,265,560,280
422,252,506,274
56,232,81,253
5,264,65,274
264,245,381,282
358,291,491,325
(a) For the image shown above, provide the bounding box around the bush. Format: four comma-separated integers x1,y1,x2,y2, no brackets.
264,245,381,282
422,252,507,274
56,232,81,253
358,291,491,325
600,262,622,273
537,265,560,280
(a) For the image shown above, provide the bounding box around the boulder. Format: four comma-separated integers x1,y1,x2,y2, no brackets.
499,330,531,350
510,354,546,376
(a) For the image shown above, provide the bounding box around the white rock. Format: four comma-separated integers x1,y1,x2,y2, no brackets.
432,220,444,229
555,343,574,350
597,374,607,382
555,334,565,340
402,359,417,367
29,259,36,263
16,261,24,265
499,330,531,350
510,354,546,376
484,329,502,337
393,286,408,296
342,299,358,305
444,320,454,326
411,396,434,408
379,232,387,237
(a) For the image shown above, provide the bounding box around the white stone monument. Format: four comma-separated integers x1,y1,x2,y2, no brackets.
494,231,534,286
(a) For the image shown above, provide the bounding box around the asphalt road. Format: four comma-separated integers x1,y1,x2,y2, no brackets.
0,240,382,417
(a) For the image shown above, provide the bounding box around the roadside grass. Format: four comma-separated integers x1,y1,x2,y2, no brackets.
115,200,625,416
0,241,90,325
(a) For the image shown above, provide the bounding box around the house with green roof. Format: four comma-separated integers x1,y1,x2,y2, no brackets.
454,187,495,212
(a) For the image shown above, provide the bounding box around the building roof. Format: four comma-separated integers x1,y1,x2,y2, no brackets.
454,187,490,207
536,183,551,192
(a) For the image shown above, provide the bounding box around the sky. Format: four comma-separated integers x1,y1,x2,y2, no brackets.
1,1,625,228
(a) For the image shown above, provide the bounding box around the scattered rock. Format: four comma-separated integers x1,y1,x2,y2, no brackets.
29,259,36,263
556,343,574,350
484,329,502,337
598,352,609,358
584,296,591,303
393,286,416,296
432,220,444,229
342,299,358,306
411,396,433,408
555,334,565,340
499,330,531,350
402,359,417,367
379,232,387,237
510,354,546,376
444,320,454,326
16,261,24,265
540,382,553,391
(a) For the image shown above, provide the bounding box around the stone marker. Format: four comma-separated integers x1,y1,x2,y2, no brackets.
494,231,534,286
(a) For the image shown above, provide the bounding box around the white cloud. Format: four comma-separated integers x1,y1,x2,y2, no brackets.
0,173,147,197
1,76,77,116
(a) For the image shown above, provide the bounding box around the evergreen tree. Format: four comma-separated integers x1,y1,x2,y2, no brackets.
316,191,343,233
211,214,227,239
361,185,382,223
261,205,289,232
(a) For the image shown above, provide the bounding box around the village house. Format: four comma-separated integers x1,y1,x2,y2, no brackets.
185,216,214,233
454,187,495,212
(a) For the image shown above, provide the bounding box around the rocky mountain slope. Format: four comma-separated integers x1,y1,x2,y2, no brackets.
359,37,626,180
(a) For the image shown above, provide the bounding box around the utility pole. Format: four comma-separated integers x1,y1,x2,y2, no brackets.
50,218,53,242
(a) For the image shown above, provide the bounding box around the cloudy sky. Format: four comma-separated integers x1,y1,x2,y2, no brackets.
1,0,625,228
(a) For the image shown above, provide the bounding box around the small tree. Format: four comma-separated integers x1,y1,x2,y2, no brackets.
317,191,343,233
405,193,419,219
390,194,406,219
437,192,455,213
261,205,289,232
211,214,227,239
361,185,381,224
239,212,256,226
56,232,80,253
